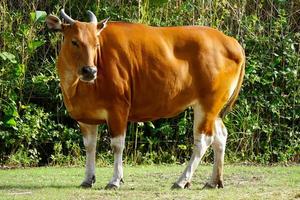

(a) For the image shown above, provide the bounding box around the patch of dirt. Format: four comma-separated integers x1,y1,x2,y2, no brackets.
225,173,264,187
8,190,33,196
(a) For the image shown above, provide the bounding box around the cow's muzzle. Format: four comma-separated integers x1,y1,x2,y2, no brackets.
79,66,97,82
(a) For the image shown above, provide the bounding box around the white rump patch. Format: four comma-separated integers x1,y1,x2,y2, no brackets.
193,103,205,134
229,76,239,98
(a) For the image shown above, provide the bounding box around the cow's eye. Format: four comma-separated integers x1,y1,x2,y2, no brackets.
71,40,79,47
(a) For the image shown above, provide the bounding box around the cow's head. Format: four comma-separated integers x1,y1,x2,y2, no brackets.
46,9,109,83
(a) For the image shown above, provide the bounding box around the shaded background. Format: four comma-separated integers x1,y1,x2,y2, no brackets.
0,0,299,166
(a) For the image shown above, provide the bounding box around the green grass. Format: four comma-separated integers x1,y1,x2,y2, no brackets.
0,164,299,199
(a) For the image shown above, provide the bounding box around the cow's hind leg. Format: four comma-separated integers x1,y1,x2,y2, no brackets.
79,122,98,188
204,118,228,189
172,104,213,189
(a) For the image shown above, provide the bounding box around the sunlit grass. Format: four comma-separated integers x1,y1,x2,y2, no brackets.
0,164,299,200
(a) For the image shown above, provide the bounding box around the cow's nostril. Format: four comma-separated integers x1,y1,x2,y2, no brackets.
81,66,97,75
81,66,90,75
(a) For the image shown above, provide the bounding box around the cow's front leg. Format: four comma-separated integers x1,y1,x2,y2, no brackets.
79,122,98,188
105,134,125,189
105,111,128,189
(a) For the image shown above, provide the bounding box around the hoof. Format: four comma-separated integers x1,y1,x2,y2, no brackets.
105,183,119,190
217,180,224,188
80,181,92,188
171,182,191,189
203,181,223,189
184,182,192,189
80,175,96,188
171,183,183,190
104,179,124,190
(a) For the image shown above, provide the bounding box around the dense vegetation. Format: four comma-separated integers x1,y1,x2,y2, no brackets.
0,0,299,166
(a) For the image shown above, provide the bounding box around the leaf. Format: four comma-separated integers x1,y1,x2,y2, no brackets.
28,40,45,52
32,74,49,84
178,144,187,150
0,52,17,63
146,121,155,129
9,91,18,102
35,10,47,22
15,64,25,77
19,24,30,36
20,104,29,110
4,106,19,118
4,118,17,127
0,53,6,60
30,10,47,22
12,109,19,117
30,12,36,22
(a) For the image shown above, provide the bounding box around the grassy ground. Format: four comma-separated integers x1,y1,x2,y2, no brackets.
0,164,299,200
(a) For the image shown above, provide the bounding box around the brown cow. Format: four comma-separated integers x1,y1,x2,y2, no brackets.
46,9,245,189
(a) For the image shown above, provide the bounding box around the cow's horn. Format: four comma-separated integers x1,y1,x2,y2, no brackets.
60,9,75,25
87,10,97,24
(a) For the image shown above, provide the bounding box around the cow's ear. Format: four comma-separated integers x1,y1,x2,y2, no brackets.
97,17,109,35
46,15,63,31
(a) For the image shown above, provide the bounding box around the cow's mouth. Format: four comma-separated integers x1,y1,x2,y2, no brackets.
79,66,97,83
80,75,97,83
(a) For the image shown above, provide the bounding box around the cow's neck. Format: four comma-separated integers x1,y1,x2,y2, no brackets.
57,62,97,113
58,65,79,97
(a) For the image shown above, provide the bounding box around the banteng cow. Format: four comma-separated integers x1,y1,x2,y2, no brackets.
46,9,245,189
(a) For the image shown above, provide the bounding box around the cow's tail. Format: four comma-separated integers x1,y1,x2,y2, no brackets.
219,51,246,118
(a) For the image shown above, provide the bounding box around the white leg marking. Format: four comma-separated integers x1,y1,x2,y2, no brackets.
79,123,98,186
109,135,125,187
229,76,239,98
176,134,213,188
175,104,213,188
83,133,97,181
210,118,228,188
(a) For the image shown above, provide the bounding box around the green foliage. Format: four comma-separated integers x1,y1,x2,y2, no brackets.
0,0,299,166
50,142,84,166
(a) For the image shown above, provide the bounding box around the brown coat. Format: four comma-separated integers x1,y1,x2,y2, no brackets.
56,22,245,137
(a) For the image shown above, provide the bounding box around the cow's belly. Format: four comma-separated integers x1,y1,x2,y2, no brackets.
128,101,197,122
67,107,108,124
128,86,197,121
